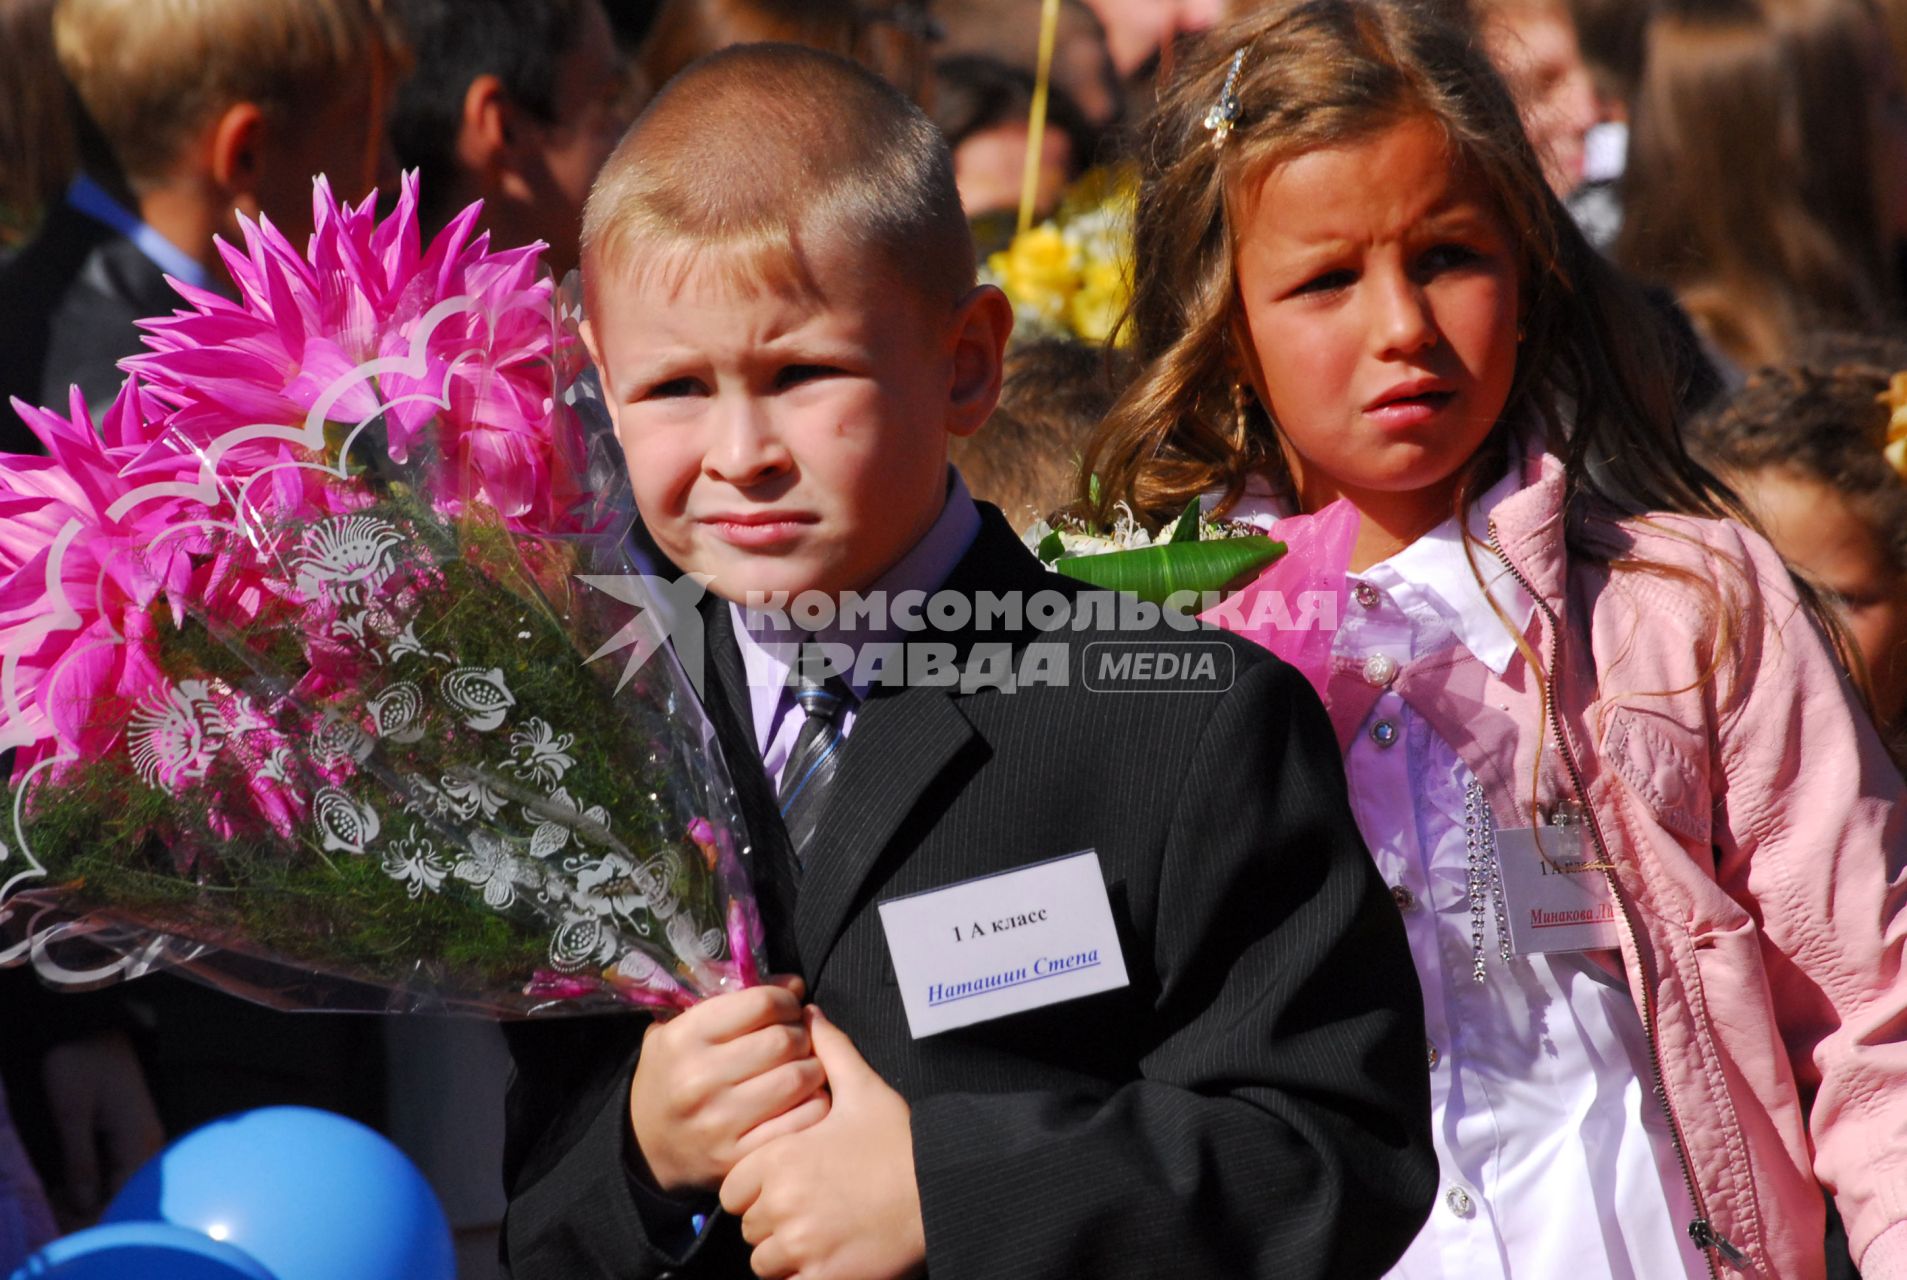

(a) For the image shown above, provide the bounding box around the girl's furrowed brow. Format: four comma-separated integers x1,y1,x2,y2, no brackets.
1412,190,1505,235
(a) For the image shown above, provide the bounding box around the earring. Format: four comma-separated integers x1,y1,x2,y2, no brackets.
1232,382,1250,440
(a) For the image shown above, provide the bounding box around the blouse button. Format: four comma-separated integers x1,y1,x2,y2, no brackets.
1390,884,1416,911
1370,719,1399,749
1353,581,1381,609
1362,653,1399,687
1445,1187,1475,1217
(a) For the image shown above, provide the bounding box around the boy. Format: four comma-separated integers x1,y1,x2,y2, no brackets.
502,44,1434,1280
0,0,400,441
387,0,636,278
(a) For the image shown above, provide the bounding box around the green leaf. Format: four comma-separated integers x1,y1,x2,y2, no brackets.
1053,536,1287,605
1088,473,1102,509
1035,529,1066,565
1169,497,1202,544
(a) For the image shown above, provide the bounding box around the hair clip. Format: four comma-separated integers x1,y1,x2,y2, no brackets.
1203,48,1247,147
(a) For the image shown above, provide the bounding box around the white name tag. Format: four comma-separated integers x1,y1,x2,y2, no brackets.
1496,825,1621,955
876,850,1131,1039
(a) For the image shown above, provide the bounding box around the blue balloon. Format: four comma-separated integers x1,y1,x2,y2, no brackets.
102,1107,454,1280
8,1220,278,1280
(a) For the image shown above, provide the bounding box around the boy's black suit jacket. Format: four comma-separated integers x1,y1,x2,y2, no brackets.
502,505,1436,1279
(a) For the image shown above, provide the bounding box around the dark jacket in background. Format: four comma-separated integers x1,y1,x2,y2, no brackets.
0,200,175,447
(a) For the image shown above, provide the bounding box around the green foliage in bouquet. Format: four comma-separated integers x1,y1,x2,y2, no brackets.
11,493,746,1010
19,508,695,993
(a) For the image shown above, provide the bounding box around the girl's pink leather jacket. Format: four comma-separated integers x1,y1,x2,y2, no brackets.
1322,448,1907,1278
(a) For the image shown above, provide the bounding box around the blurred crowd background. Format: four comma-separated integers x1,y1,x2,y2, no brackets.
1,0,1904,1276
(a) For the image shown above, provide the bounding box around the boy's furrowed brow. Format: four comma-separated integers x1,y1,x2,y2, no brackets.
604,348,697,400
758,328,872,362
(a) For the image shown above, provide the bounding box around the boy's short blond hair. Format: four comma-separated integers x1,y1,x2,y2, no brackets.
581,42,974,314
53,0,400,189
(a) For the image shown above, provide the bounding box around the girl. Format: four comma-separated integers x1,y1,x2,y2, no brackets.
1084,3,1907,1277
1688,335,1907,764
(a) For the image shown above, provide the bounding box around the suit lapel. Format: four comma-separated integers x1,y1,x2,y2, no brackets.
791,506,1050,974
792,683,978,974
694,507,1060,977
701,599,805,973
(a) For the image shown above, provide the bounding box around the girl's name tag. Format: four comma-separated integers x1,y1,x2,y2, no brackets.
1495,825,1621,955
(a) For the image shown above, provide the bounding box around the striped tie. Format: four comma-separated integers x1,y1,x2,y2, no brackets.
776,659,852,871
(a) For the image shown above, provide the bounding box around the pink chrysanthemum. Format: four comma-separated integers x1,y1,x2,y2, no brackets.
126,173,586,532
0,387,205,772
0,174,588,772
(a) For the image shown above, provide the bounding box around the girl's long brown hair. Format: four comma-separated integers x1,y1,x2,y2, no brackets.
1617,0,1898,371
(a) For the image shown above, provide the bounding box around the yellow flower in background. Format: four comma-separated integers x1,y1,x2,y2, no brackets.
1876,373,1907,478
979,165,1136,347
988,224,1078,325
1069,257,1129,344
1878,372,1907,478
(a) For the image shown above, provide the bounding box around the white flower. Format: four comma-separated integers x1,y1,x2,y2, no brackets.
452,831,532,909
258,745,297,788
509,717,576,784
331,611,373,646
313,787,380,854
385,622,450,665
400,775,450,818
368,682,426,743
1023,501,1160,560
222,692,270,735
527,786,610,858
666,912,726,968
570,853,649,918
549,914,617,972
311,710,374,768
127,680,228,793
440,667,515,732
439,774,509,820
381,832,449,899
293,515,403,606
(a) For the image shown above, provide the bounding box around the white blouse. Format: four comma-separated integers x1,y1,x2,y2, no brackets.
1236,467,1711,1278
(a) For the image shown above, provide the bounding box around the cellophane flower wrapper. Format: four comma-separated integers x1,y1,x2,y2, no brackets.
1199,498,1358,708
0,176,767,1016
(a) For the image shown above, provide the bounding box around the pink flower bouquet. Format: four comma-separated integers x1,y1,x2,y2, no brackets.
0,177,765,1016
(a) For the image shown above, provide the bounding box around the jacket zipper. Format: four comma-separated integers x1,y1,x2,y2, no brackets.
1689,1220,1754,1270
1487,524,1740,1277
